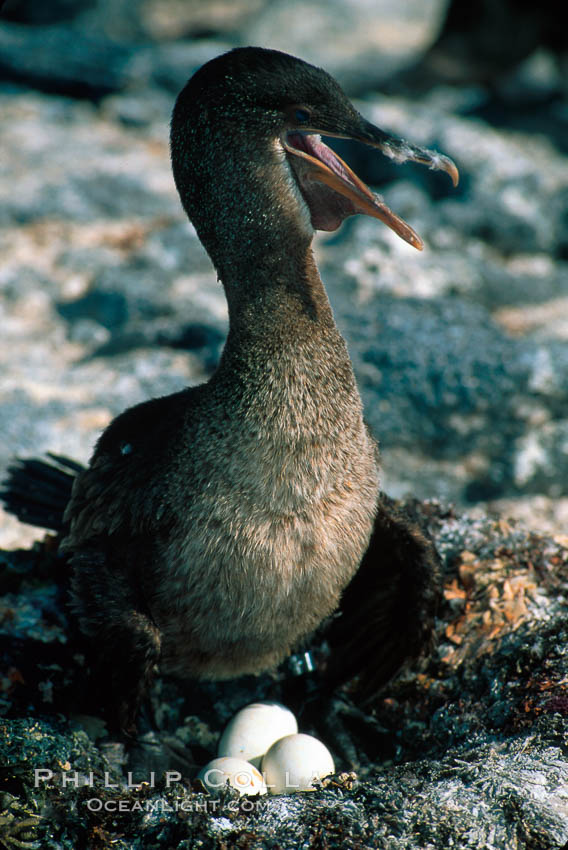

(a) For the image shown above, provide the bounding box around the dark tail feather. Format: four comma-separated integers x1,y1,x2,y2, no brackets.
0,453,84,532
325,494,441,703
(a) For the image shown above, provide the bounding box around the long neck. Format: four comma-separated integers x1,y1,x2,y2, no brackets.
208,241,363,443
177,119,339,341
223,243,335,338
179,131,361,416
217,233,346,357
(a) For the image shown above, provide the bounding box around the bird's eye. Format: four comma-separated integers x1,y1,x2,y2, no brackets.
294,108,310,124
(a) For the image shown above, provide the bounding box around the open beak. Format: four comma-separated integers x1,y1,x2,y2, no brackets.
284,118,458,249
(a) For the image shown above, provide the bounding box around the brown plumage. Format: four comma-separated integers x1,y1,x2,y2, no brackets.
1,47,457,731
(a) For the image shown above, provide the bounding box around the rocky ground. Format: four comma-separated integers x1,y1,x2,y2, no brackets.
1,0,567,848
1,502,567,848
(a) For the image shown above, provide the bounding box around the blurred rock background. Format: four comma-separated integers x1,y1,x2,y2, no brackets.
1,0,567,549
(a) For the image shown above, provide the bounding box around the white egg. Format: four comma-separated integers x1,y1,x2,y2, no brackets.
262,733,335,795
217,701,298,768
196,757,267,796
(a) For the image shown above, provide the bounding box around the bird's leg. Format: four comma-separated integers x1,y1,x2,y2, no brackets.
290,496,441,770
70,552,162,735
100,610,162,735
271,661,395,771
324,494,441,704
